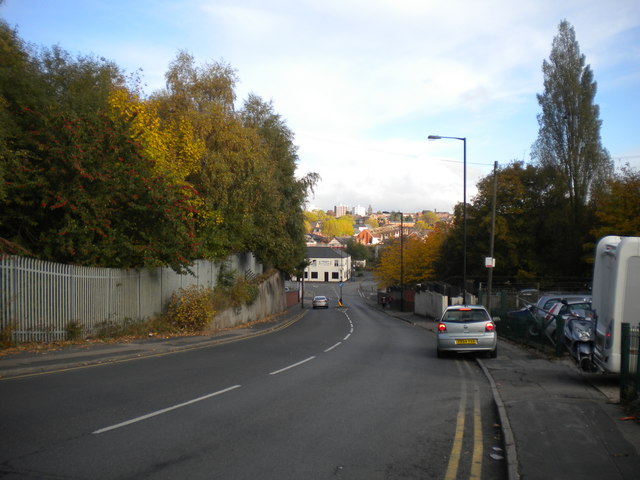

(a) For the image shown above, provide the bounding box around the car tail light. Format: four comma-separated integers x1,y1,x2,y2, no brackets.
438,323,447,332
485,322,495,332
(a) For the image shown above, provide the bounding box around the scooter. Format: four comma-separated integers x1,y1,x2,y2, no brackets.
562,311,596,372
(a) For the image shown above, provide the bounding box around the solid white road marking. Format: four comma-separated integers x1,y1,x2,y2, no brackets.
92,384,242,434
269,356,316,375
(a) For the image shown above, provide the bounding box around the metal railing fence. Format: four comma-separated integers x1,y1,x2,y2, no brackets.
1,254,262,343
493,306,563,354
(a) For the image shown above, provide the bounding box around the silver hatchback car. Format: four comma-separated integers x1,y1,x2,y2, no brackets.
312,295,329,309
437,305,498,358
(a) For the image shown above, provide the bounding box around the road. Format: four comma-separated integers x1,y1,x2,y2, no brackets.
0,279,506,479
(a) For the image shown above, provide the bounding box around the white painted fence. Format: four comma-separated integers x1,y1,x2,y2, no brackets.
0,253,263,342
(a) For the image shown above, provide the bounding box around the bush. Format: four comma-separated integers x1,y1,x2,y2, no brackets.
1,322,16,349
165,285,215,332
229,278,259,307
65,321,83,341
211,274,261,311
94,318,146,339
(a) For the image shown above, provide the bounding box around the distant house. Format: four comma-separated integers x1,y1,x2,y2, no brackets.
327,237,344,248
328,236,351,249
355,229,375,245
305,234,328,246
304,246,351,282
355,225,399,245
310,221,323,235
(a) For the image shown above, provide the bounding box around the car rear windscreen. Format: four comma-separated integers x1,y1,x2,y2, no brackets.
443,310,489,323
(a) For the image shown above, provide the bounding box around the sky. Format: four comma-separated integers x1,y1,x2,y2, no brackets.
2,0,640,214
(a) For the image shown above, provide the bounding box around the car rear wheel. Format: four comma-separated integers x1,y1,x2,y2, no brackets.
488,347,497,358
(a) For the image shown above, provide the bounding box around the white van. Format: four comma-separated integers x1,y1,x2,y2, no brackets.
591,236,640,373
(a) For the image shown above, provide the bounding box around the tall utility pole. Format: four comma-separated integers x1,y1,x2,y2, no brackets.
487,161,498,311
400,213,404,312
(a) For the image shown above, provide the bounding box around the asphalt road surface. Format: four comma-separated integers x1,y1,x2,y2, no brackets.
0,279,506,479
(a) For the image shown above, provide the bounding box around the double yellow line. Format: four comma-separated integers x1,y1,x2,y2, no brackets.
445,360,484,480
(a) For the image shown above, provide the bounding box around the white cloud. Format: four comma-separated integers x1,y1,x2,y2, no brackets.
4,0,639,212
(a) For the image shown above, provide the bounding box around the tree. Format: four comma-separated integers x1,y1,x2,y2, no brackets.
1,29,316,274
374,225,447,288
463,162,555,280
305,210,329,223
153,53,318,272
1,108,200,271
591,164,640,239
420,210,439,226
152,52,257,258
108,87,204,183
389,211,403,222
345,239,374,264
240,94,318,272
0,20,49,206
320,215,354,237
0,34,199,270
532,20,611,225
37,45,124,117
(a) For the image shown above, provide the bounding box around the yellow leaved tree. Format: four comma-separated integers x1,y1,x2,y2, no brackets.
373,223,448,289
107,87,204,182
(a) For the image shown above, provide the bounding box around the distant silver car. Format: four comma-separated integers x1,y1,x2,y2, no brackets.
437,305,498,358
312,295,329,309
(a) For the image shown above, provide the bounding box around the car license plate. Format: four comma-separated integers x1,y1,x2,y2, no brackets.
455,339,477,345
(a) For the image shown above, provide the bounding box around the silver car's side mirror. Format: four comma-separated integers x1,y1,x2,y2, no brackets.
492,316,501,322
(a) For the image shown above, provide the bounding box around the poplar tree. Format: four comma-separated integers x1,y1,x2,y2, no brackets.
531,20,611,275
532,20,611,223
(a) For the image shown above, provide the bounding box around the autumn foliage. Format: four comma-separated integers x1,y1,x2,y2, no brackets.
374,224,447,289
0,24,317,273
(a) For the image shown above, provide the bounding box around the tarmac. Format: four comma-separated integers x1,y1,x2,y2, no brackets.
2,304,640,479
391,309,640,480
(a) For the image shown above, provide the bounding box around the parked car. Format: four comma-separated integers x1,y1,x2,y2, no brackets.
312,295,329,309
543,298,594,337
533,294,591,322
523,293,591,336
436,305,498,358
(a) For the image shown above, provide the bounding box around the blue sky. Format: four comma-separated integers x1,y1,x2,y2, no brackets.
2,0,639,213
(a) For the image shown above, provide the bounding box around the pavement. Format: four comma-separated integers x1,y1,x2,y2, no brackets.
2,302,640,479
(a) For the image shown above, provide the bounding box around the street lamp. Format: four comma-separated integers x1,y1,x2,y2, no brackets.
400,212,404,312
428,134,467,303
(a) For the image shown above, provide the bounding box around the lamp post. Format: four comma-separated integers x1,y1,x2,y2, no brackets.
487,161,498,311
400,212,404,312
428,135,467,303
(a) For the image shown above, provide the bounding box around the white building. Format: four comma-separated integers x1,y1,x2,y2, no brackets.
335,204,349,218
352,205,366,216
304,246,351,282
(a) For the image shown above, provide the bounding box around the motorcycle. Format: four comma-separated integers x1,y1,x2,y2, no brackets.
562,310,596,372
